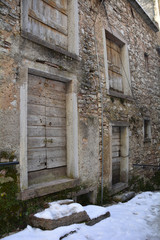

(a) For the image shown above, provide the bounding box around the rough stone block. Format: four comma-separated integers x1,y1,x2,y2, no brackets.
86,211,110,226
113,191,135,202
29,211,90,230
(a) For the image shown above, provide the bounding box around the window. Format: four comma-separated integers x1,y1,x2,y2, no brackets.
21,0,79,55
144,119,151,141
144,52,149,72
106,39,123,92
103,29,131,96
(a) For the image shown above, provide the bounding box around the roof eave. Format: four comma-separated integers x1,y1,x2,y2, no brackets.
127,0,159,32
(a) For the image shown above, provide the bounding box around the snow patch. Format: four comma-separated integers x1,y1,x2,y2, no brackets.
35,202,84,220
1,192,160,240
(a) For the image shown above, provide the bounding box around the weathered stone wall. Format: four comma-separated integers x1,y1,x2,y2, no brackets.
0,0,20,155
138,0,160,44
0,0,159,197
78,0,160,188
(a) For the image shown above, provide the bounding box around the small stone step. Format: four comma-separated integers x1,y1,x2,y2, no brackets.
113,191,135,202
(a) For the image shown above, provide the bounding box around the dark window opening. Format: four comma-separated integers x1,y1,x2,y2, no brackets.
144,119,151,141
130,7,135,18
144,52,149,72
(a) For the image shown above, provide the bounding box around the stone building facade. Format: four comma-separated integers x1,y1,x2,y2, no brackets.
0,0,160,202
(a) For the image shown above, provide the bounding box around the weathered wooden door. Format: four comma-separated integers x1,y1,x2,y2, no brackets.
27,74,66,184
112,126,121,185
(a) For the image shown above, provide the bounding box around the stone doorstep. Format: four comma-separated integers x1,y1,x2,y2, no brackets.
20,178,79,201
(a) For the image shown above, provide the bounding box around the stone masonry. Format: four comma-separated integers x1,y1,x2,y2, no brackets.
0,0,160,201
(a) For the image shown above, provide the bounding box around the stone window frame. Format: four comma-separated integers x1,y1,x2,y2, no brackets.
103,28,132,99
19,65,79,197
108,121,129,194
21,0,79,58
143,117,152,142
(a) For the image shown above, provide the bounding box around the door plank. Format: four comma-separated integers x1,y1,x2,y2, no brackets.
112,126,120,133
112,145,120,152
45,98,65,108
46,127,66,137
46,106,66,118
28,148,46,171
28,126,45,137
112,139,120,146
28,159,46,172
112,133,120,139
47,157,66,168
47,148,66,158
112,151,120,158
27,115,46,126
28,137,46,148
112,157,121,164
46,136,66,148
28,95,46,106
28,104,46,116
45,79,66,92
45,90,66,100
46,117,66,127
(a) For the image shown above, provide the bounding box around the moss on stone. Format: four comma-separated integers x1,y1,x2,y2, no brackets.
96,186,112,205
0,167,87,237
129,171,160,192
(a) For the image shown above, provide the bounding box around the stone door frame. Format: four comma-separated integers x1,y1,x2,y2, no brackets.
109,121,129,190
19,66,79,191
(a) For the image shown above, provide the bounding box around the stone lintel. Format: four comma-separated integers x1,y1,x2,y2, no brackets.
111,121,129,127
21,30,80,61
28,68,72,83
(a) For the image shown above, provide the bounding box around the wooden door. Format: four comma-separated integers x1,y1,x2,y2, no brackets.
27,74,66,181
112,126,121,185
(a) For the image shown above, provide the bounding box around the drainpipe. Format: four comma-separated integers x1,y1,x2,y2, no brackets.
93,19,104,206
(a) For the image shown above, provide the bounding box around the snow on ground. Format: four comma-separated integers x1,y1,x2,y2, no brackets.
1,192,160,240
35,202,84,220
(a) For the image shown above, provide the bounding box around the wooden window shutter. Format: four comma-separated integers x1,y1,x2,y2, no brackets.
107,39,123,92
23,0,68,50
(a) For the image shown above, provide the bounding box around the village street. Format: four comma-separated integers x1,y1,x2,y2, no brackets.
1,192,160,240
